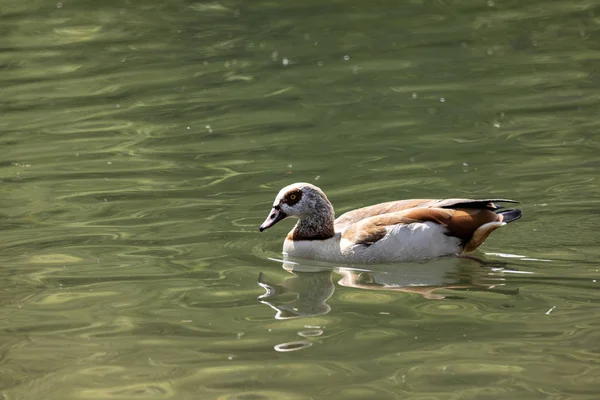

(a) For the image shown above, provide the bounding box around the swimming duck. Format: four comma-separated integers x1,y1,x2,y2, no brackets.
259,182,522,263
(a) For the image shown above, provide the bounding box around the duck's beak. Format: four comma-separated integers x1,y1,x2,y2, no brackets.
259,206,287,232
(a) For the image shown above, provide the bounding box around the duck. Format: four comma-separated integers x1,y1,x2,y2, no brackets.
259,182,522,264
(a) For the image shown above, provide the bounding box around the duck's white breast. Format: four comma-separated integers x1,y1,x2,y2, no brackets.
283,222,462,263
283,233,345,262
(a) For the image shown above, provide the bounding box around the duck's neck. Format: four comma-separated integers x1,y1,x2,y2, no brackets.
289,205,335,241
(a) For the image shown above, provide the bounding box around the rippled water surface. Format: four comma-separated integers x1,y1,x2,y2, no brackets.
2,0,600,398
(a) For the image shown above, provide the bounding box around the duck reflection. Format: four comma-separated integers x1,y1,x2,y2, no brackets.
257,265,334,319
258,257,519,319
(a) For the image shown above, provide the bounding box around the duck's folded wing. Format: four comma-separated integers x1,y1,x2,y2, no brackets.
334,198,519,231
342,207,510,252
334,199,435,231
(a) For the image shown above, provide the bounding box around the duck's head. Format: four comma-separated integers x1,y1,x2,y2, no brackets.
259,182,333,232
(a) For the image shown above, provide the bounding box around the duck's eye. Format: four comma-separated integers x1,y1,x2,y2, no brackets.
286,190,302,204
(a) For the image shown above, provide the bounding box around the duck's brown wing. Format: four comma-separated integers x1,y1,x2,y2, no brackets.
334,199,435,231
341,206,520,252
334,198,519,231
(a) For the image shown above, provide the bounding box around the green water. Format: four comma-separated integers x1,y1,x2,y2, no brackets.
2,0,600,398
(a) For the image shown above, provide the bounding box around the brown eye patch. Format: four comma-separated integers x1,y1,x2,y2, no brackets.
285,189,302,205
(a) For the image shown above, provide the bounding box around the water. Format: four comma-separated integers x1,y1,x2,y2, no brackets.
2,0,600,398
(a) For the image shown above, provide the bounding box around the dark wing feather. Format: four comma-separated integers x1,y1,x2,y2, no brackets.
436,198,519,211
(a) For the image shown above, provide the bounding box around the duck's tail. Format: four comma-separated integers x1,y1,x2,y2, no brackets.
463,208,522,252
497,208,522,224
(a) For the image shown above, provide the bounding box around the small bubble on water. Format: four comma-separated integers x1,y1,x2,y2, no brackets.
493,121,501,128
227,356,234,360
487,0,495,6
282,58,289,66
116,104,120,108
440,97,446,103
317,61,324,67
287,164,293,168
315,175,320,180
271,51,279,61
462,162,469,167
56,2,62,8
343,55,350,61
412,92,418,99
186,126,190,130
